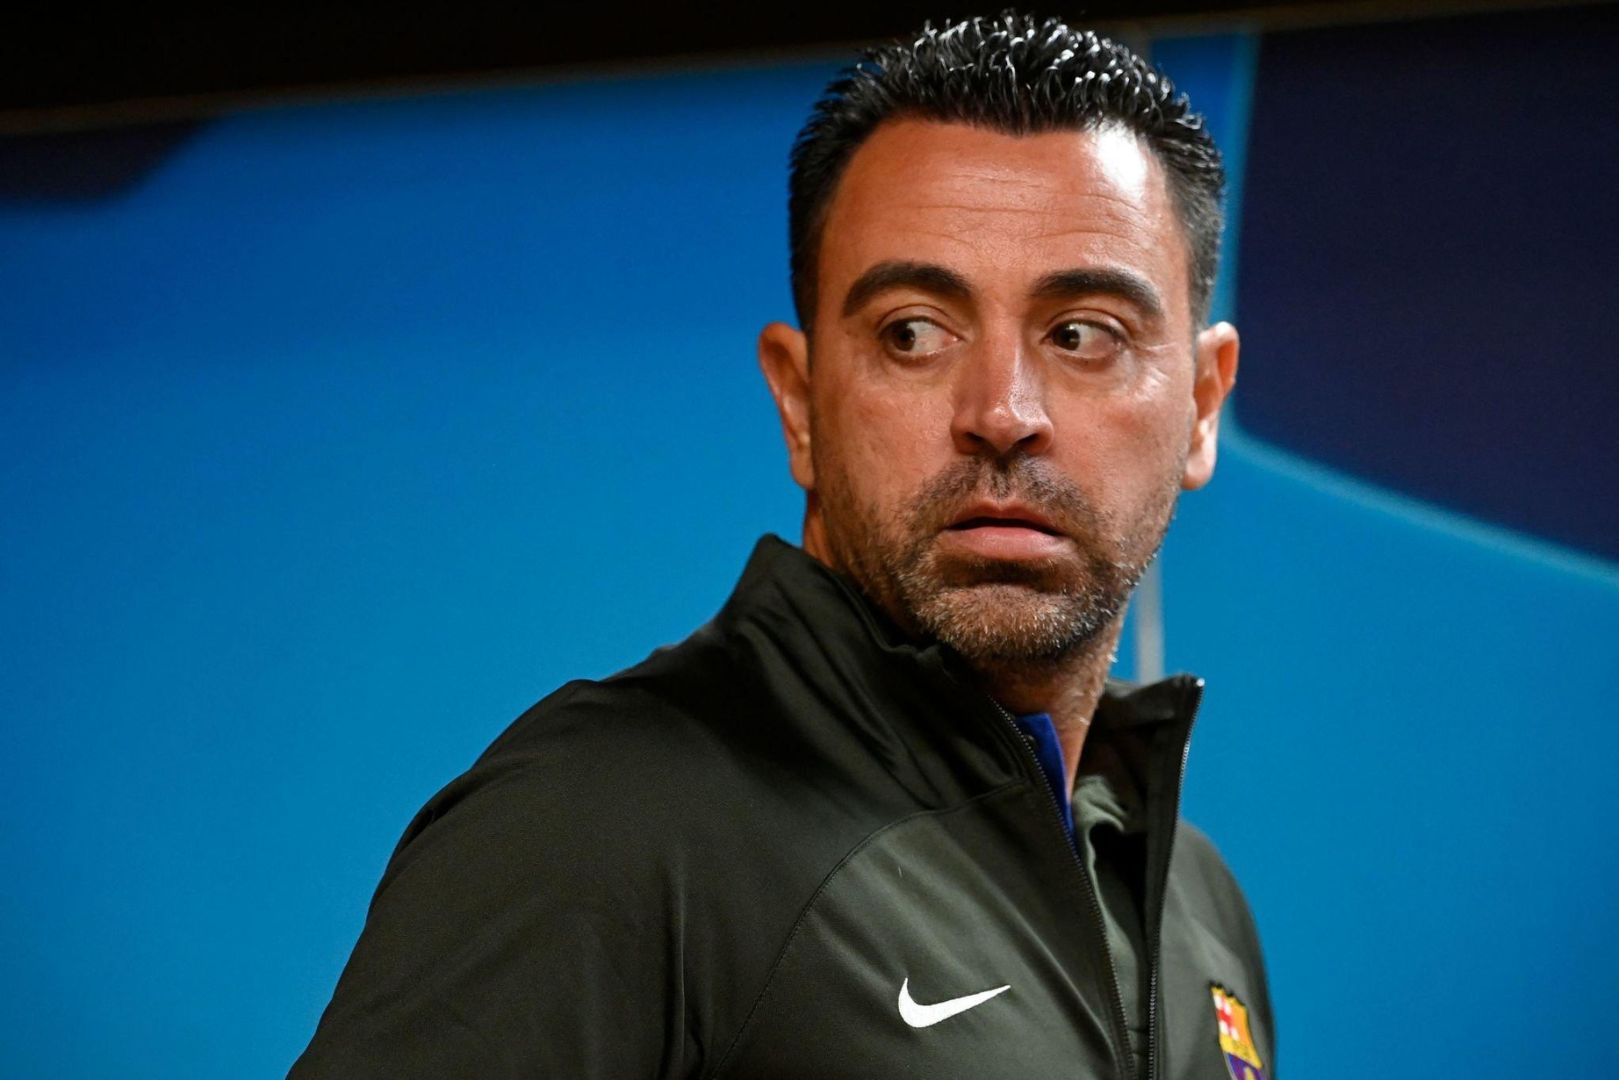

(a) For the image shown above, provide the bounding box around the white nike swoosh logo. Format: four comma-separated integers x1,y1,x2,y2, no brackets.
896,976,1011,1028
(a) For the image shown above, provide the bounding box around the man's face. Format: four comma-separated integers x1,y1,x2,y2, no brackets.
760,119,1237,668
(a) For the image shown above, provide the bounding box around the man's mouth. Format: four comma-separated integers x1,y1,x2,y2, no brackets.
944,502,1063,535
939,503,1068,559
946,515,1062,535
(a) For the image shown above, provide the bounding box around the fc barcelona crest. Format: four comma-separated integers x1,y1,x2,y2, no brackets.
1210,984,1267,1080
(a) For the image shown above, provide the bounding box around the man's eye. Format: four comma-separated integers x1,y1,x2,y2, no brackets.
1048,320,1120,361
881,318,955,356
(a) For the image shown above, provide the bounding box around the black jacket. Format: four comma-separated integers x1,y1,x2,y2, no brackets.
293,535,1275,1078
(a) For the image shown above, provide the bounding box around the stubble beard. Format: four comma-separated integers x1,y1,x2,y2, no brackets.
820,453,1180,675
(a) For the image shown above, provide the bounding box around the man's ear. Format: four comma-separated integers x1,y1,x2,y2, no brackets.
1182,320,1239,491
757,321,815,492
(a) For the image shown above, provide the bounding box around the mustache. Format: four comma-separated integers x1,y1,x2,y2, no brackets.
907,454,1104,538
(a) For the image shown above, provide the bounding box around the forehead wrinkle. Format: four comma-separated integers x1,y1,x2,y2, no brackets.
869,193,1070,216
820,121,1193,330
868,194,1158,243
1023,226,1163,261
1064,188,1155,214
882,160,1158,210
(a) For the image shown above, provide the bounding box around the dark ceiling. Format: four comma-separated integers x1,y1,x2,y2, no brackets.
2,1,1554,118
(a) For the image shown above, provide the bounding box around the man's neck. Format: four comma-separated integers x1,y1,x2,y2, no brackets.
978,617,1125,793
797,521,1124,789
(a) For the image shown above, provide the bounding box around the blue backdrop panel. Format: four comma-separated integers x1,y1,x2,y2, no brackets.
1,66,826,1078
1233,5,1619,561
2,21,1615,1080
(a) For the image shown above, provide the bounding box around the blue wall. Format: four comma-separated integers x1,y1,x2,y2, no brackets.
3,18,1615,1078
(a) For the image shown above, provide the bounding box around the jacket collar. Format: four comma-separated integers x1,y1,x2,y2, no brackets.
717,534,1201,777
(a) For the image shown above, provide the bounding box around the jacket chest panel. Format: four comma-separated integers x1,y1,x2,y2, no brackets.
713,788,1121,1078
1158,895,1275,1080
710,792,1263,1080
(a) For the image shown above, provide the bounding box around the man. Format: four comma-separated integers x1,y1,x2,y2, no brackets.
294,12,1272,1079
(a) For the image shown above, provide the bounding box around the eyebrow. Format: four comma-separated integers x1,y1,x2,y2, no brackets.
840,260,972,318
839,259,1166,323
1030,267,1165,323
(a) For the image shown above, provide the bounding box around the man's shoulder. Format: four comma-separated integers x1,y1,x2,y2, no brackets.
1172,819,1250,898
302,622,833,1078
383,617,836,885
415,621,760,819
1169,818,1267,956
480,619,745,765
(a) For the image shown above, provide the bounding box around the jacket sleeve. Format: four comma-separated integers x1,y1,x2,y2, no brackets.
289,742,692,1079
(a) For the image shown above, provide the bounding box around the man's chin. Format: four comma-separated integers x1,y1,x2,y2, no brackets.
928,550,1075,592
899,576,1103,664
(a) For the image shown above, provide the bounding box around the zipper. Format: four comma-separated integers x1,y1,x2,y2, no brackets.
986,697,1133,1080
1144,677,1202,1080
1144,736,1192,1080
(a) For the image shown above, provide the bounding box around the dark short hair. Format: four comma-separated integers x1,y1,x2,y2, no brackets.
788,11,1226,329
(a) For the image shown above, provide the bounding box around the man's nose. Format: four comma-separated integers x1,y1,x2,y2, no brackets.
950,338,1054,458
